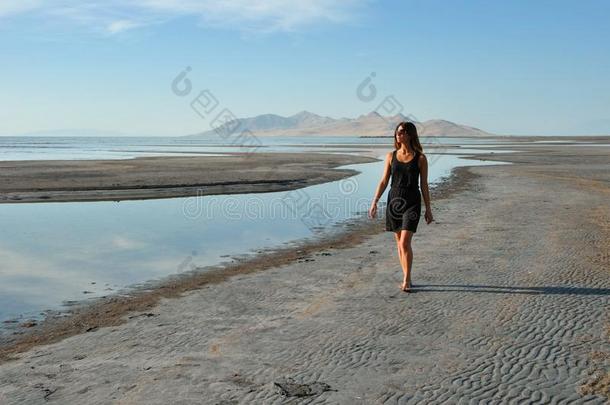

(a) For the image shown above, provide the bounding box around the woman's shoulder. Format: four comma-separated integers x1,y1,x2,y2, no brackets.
416,151,427,164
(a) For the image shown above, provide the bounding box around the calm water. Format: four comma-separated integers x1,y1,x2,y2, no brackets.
0,136,514,331
0,135,519,161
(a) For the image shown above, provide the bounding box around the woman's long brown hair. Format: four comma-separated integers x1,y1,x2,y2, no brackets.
394,121,423,153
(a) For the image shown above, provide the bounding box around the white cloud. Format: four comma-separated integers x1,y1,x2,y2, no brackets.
0,0,41,17
106,19,141,34
111,235,148,250
135,0,361,32
0,0,369,34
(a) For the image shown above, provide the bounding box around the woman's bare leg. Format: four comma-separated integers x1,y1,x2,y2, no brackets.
394,232,406,289
399,230,414,291
394,231,404,264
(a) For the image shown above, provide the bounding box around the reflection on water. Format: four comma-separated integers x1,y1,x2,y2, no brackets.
0,147,510,329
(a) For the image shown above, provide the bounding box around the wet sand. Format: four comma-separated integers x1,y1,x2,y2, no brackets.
0,139,609,403
0,152,378,203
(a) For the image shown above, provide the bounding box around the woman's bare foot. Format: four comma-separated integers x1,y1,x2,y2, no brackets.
400,279,412,293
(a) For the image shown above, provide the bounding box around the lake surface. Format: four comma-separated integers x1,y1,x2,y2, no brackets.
0,135,519,161
0,136,514,333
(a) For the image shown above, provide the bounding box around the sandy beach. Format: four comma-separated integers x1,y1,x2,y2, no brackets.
0,152,378,203
0,140,609,403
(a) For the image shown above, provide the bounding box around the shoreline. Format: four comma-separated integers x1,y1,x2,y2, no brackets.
0,152,378,204
0,139,575,357
0,159,481,362
0,142,608,402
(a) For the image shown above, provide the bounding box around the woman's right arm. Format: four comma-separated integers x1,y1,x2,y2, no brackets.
368,152,392,218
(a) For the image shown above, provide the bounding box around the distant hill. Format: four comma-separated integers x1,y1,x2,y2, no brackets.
184,111,494,138
418,119,491,137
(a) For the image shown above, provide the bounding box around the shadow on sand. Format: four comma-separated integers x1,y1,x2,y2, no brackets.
411,284,610,296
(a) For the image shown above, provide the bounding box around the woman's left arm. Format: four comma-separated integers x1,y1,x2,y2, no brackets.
419,154,434,224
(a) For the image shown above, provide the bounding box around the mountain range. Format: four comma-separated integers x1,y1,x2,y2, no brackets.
184,111,493,138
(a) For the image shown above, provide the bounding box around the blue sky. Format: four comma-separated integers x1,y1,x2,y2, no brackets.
1,0,609,136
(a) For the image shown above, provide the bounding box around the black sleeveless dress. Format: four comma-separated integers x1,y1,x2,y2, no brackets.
385,149,422,233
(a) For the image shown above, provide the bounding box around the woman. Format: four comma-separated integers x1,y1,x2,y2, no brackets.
368,121,434,292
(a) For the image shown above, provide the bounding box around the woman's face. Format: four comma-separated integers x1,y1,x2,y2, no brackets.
396,126,407,143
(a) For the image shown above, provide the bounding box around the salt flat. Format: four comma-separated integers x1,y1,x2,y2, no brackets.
0,141,608,404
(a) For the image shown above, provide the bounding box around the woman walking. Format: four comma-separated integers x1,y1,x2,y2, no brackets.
368,121,434,292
